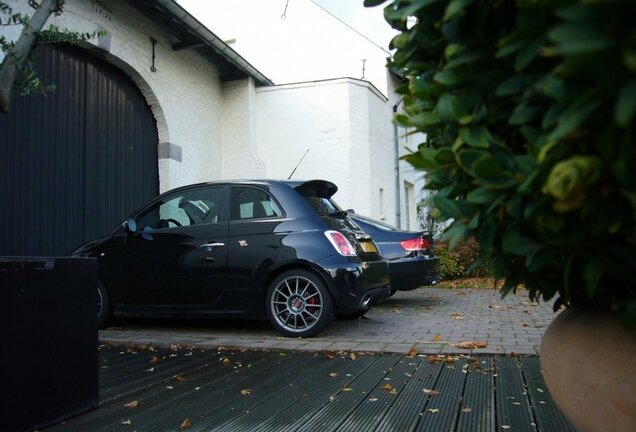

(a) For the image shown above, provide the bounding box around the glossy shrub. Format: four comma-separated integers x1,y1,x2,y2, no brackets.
367,0,636,326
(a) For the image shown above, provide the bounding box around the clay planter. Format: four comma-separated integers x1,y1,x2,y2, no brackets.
541,308,636,432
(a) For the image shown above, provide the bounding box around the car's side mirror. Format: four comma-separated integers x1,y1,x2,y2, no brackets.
123,218,137,234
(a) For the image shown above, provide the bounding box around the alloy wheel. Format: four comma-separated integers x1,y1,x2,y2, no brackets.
270,276,323,333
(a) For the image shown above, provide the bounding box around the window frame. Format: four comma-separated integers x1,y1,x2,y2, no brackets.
228,185,286,222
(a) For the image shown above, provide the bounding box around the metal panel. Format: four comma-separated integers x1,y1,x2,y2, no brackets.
0,43,158,256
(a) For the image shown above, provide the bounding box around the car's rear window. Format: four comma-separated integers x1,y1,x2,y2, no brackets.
303,197,341,216
354,215,398,231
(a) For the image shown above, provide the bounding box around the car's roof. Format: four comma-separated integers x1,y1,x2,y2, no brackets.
164,179,336,194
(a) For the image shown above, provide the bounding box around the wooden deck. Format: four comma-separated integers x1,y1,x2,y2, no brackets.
46,345,576,431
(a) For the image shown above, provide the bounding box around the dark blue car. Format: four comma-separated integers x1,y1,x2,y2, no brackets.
72,180,390,337
349,213,440,295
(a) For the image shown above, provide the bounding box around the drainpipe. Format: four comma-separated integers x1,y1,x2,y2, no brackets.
393,98,403,229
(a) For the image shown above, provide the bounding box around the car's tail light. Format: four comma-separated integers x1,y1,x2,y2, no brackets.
400,237,430,251
325,230,356,256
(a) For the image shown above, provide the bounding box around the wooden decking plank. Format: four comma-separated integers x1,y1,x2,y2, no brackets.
374,357,444,432
456,356,495,432
253,354,381,432
137,352,319,432
335,356,423,432
47,350,289,432
495,356,537,432
293,355,401,432
520,356,576,432
198,353,373,431
414,358,468,432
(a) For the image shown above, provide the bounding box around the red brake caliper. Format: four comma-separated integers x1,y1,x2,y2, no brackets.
306,296,318,314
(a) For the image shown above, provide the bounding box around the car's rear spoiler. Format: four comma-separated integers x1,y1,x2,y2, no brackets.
294,180,338,199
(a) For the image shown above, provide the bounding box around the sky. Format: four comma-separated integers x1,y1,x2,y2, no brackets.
177,0,399,94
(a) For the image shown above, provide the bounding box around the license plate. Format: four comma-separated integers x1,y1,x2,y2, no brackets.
360,241,378,253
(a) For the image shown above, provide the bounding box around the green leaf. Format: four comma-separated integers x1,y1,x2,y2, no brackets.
479,218,496,251
433,69,460,86
548,23,613,55
446,49,487,69
436,93,467,123
434,148,455,164
444,0,473,21
473,155,503,178
409,112,441,128
583,258,603,298
615,79,636,127
495,74,526,96
457,149,488,174
459,125,490,148
509,104,541,125
467,188,504,204
433,196,466,219
363,0,388,7
515,37,543,71
502,229,534,256
550,102,599,140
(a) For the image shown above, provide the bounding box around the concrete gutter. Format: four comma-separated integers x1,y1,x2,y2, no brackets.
158,0,273,86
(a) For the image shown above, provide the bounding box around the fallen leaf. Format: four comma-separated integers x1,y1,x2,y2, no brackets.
462,408,472,413
174,375,186,382
501,426,511,430
449,312,464,320
382,383,393,391
123,400,139,408
179,418,191,431
166,386,174,390
342,387,353,392
121,418,132,425
240,389,251,396
390,388,397,395
329,372,338,378
149,356,158,364
221,357,231,365
145,367,155,372
423,388,440,396
406,346,417,357
350,353,357,360
329,395,336,402
537,388,544,393
404,373,412,378
433,334,442,342
369,397,378,402
426,408,439,413
453,341,487,349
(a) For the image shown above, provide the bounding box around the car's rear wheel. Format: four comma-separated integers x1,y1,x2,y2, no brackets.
97,280,112,329
266,270,333,338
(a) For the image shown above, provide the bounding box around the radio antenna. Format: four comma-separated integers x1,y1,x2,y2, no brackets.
287,148,310,179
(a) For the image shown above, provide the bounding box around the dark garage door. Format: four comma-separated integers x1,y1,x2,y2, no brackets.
0,43,159,256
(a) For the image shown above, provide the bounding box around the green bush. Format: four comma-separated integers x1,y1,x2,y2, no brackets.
367,0,636,327
436,238,486,279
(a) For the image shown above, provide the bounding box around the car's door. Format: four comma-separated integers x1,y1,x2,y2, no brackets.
225,185,286,312
117,185,228,306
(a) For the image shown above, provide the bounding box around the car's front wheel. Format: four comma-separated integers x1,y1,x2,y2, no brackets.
266,270,333,338
97,280,112,329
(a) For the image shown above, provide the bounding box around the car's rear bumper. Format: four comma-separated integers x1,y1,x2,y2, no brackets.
316,255,391,314
389,255,440,291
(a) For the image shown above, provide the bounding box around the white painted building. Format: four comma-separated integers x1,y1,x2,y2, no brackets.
1,0,425,257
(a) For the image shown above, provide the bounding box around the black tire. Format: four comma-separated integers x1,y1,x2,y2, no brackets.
335,309,368,320
266,269,334,338
97,280,112,329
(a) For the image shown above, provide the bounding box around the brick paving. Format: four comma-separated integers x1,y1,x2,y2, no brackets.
99,288,559,355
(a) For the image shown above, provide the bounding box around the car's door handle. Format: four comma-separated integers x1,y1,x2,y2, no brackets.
199,242,225,249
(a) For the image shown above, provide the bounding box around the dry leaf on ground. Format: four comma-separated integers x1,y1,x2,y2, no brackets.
123,400,139,408
121,418,132,425
406,346,417,357
179,418,191,431
240,389,251,396
453,341,487,349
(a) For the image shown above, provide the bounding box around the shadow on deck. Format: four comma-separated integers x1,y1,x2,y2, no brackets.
46,344,576,431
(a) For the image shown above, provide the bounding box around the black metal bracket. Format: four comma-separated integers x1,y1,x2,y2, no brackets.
150,37,157,73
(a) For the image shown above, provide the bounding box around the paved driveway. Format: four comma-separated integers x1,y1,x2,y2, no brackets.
100,288,558,355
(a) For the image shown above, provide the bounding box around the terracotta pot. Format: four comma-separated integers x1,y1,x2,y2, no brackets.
541,308,636,432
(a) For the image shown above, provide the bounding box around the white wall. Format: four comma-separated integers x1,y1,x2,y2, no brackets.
256,78,401,223
1,0,239,192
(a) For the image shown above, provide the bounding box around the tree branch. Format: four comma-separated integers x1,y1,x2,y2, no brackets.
0,0,57,113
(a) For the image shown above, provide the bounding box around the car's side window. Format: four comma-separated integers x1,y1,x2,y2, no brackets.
136,186,224,230
230,186,282,221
